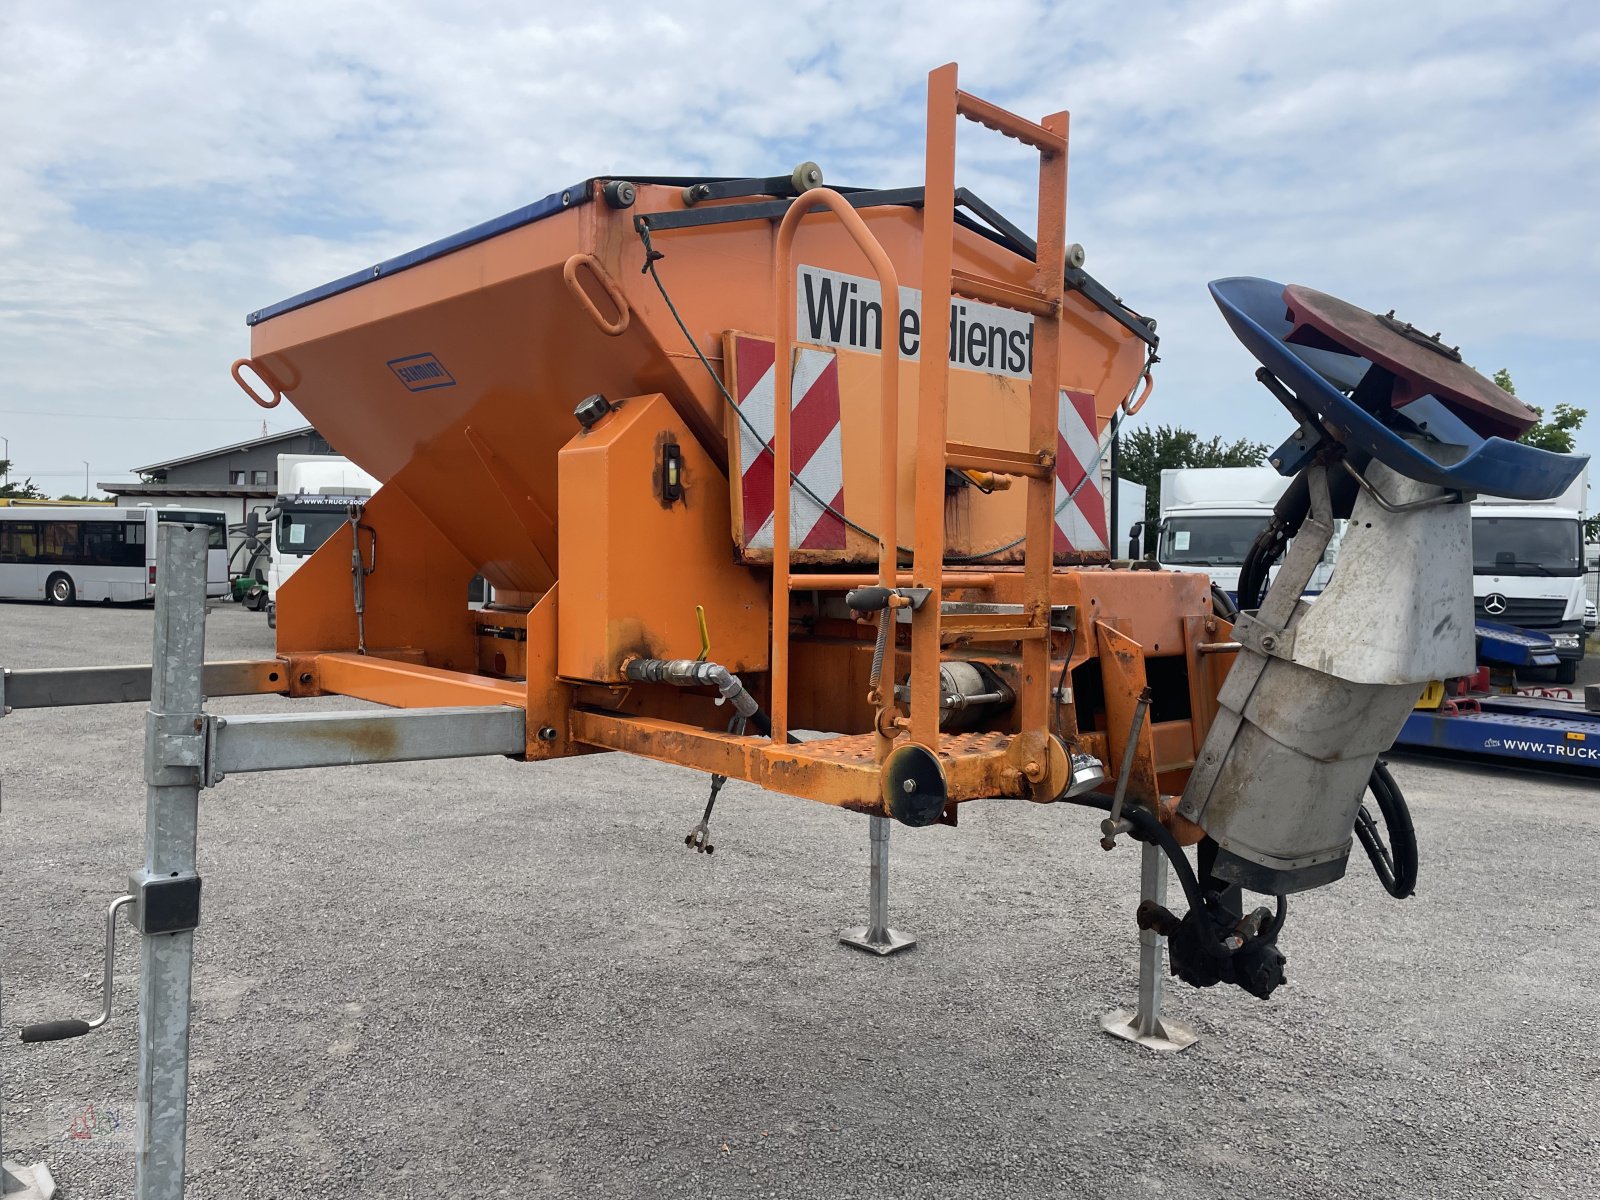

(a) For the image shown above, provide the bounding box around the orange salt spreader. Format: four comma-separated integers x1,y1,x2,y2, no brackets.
13,69,1578,1200
229,65,1290,1022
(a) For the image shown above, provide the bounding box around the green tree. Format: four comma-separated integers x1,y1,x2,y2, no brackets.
1118,425,1272,523
0,460,46,500
1497,368,1588,455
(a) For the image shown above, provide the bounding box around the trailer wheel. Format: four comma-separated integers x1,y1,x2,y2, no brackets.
1554,658,1578,686
46,573,76,606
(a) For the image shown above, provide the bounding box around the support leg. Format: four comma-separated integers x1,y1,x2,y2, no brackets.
1101,840,1197,1051
838,815,915,956
2,982,57,1199
134,524,209,1199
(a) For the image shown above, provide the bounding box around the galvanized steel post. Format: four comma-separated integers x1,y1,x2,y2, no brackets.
136,523,208,1199
1101,841,1197,1052
838,815,915,956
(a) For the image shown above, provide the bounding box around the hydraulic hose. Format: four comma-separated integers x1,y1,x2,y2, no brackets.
1062,791,1207,914
1355,759,1417,898
1238,474,1308,612
1063,793,1291,935
623,657,796,743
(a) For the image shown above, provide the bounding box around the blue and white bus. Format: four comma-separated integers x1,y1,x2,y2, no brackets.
0,505,228,604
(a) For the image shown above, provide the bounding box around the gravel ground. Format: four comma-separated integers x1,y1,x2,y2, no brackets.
2,602,1597,1199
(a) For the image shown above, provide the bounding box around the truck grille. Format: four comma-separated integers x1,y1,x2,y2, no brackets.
1475,596,1568,627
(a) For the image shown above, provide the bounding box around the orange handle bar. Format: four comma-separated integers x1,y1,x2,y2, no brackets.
1124,368,1155,417
232,358,285,409
562,253,630,337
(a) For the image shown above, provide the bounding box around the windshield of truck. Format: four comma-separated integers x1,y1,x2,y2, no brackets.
1472,516,1582,576
1160,515,1269,566
277,509,349,557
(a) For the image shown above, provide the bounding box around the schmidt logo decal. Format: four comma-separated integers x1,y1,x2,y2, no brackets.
1482,593,1508,616
387,352,455,392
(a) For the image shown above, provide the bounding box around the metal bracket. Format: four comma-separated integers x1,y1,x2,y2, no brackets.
144,710,207,787
1336,458,1471,513
202,705,527,786
1230,611,1298,664
1267,422,1324,477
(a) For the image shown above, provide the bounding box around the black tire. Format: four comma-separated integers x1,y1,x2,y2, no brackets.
1554,658,1579,686
46,572,76,606
266,602,276,630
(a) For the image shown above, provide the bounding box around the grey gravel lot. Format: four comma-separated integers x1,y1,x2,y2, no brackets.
2,601,1598,1200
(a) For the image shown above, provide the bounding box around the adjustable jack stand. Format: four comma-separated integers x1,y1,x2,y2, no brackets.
1102,841,1197,1051
2,993,56,1200
838,815,915,956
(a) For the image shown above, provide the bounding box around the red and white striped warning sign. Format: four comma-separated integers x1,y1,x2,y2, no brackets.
730,335,847,551
1055,388,1109,554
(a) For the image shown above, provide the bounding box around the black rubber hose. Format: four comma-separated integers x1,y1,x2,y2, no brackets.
1064,792,1210,914
1063,795,1292,943
1355,759,1417,898
1238,495,1304,612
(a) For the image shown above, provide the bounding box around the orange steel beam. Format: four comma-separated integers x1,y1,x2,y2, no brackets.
570,710,880,813
313,653,526,709
772,187,903,748
786,573,997,591
911,63,961,752
949,268,1059,318
570,710,1030,815
955,90,1067,156
944,442,1053,479
1020,109,1071,766
572,709,763,779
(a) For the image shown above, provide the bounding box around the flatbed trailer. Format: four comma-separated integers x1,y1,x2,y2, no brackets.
1396,693,1600,771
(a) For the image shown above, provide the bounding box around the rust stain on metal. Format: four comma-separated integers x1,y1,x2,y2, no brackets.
300,717,403,759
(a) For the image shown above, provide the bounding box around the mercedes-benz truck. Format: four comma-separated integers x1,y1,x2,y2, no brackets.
1472,463,1589,684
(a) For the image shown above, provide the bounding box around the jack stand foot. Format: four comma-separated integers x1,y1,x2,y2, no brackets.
839,925,916,956
1099,1007,1198,1052
2,1161,56,1200
1102,839,1197,1052
837,815,915,957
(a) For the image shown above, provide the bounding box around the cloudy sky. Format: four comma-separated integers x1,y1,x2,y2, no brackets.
2,0,1596,495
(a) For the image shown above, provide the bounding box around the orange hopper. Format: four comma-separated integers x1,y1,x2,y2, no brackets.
234,64,1214,831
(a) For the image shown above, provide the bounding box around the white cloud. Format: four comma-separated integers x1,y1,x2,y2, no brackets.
0,0,1595,489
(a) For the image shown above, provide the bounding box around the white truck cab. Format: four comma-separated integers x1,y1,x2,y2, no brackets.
1472,463,1589,684
1157,467,1289,598
1156,466,1346,601
263,454,381,628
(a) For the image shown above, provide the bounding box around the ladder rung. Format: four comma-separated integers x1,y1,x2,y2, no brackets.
955,91,1066,156
946,441,1053,480
951,269,1058,318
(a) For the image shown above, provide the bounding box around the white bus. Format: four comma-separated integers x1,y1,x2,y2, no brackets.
0,506,229,604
